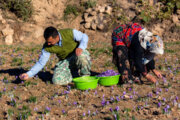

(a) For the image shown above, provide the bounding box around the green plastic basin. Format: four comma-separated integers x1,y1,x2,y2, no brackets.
98,75,120,86
72,76,99,90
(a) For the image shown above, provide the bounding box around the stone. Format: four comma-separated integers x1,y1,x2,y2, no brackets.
5,35,13,45
90,11,96,16
91,22,97,30
94,19,98,24
84,22,91,29
98,6,105,13
84,13,89,19
103,20,107,24
85,17,93,23
105,6,112,15
172,15,179,23
2,25,14,36
97,24,104,30
86,8,92,13
124,95,130,99
98,13,104,21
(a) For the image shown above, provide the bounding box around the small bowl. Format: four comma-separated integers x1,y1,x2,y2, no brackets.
72,76,99,90
98,75,120,86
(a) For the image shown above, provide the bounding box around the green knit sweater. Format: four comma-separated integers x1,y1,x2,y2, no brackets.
44,29,78,60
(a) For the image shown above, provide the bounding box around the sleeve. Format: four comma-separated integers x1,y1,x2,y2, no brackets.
146,59,155,72
72,29,88,50
26,49,50,77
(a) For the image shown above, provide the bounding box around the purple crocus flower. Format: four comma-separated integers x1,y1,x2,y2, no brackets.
130,95,133,99
110,97,114,101
163,98,166,102
88,110,91,116
111,86,114,90
116,96,120,101
157,102,161,108
147,93,152,98
120,95,124,99
34,107,38,112
101,99,106,106
64,90,70,94
166,105,170,109
165,58,167,63
163,77,167,83
159,88,162,92
115,106,119,111
109,108,113,112
83,112,86,116
62,110,66,114
103,94,105,98
94,90,97,95
3,88,6,92
165,88,168,92
156,91,159,96
73,101,77,105
123,91,126,95
114,114,117,120
13,86,17,90
173,99,177,106
164,107,168,113
67,85,71,90
133,90,136,95
45,106,51,111
176,96,179,101
145,101,148,106
58,100,61,104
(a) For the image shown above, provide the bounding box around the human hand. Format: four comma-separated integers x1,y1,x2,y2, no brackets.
145,74,157,83
152,69,162,78
19,73,29,80
75,48,83,56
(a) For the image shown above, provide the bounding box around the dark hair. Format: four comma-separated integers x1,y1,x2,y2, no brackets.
44,26,58,40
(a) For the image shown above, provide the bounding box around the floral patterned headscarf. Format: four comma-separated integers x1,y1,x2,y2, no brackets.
139,28,164,55
139,28,164,64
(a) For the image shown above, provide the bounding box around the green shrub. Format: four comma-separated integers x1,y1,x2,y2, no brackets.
17,105,31,120
136,0,180,23
0,0,33,21
63,4,79,21
82,0,96,9
28,96,37,103
158,0,180,19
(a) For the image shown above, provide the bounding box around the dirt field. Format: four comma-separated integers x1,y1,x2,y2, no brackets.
0,31,179,119
0,0,180,120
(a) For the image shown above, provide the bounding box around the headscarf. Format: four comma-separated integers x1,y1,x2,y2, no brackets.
139,28,164,55
139,28,164,64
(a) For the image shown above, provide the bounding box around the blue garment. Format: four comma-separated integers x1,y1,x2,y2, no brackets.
27,29,88,77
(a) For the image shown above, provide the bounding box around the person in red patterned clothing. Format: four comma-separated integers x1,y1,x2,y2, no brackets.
112,23,164,84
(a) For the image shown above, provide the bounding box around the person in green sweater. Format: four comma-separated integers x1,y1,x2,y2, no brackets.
19,26,91,85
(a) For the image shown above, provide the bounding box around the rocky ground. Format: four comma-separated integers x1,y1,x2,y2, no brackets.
0,0,180,120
